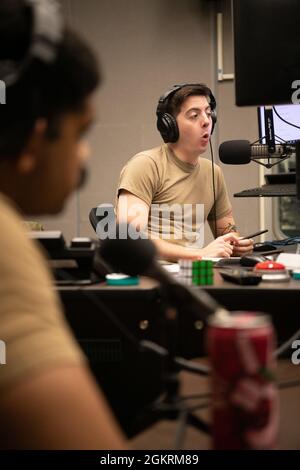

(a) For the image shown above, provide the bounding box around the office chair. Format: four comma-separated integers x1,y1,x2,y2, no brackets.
89,205,116,236
89,207,99,233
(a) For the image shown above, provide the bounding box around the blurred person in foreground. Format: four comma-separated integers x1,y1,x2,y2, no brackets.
0,0,125,449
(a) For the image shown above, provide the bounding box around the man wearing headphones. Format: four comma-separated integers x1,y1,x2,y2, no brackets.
117,83,253,261
0,0,125,449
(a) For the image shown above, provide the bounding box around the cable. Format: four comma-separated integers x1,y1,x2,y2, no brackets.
185,402,211,413
58,270,141,350
278,378,300,390
174,356,210,376
140,341,210,376
210,139,217,239
273,107,300,130
175,409,188,450
265,237,300,246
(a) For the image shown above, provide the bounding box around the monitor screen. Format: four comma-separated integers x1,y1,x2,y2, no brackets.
233,0,300,106
258,105,300,144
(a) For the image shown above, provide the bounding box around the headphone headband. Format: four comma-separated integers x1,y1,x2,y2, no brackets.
0,0,63,87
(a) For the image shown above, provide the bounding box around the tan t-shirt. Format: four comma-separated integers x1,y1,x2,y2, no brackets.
117,144,232,248
0,194,84,392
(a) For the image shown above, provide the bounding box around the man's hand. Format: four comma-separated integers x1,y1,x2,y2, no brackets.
232,237,254,256
200,233,240,258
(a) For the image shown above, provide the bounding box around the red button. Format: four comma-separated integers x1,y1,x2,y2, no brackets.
255,261,285,271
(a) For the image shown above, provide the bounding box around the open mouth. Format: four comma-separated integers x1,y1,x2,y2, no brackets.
201,133,209,139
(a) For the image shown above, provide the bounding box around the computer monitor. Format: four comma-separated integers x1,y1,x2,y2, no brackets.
258,106,300,228
258,105,300,146
258,105,300,185
233,0,300,106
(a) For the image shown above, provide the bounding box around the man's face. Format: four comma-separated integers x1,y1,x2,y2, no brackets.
21,96,95,215
175,95,213,155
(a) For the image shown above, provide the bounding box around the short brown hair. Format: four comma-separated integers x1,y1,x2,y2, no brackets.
167,84,213,117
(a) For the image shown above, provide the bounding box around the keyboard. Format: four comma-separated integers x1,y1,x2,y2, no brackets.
234,184,296,197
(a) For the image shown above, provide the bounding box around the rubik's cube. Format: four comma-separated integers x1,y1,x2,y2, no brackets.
179,259,214,285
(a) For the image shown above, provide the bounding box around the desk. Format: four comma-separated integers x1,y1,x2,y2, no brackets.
58,271,300,362
59,272,300,352
59,278,165,436
202,270,300,354
58,273,300,436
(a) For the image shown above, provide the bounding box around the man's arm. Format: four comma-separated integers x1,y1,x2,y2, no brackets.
117,191,239,260
213,210,239,237
209,210,253,256
117,190,203,261
0,364,126,449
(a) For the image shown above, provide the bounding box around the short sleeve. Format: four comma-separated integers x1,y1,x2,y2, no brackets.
117,153,159,206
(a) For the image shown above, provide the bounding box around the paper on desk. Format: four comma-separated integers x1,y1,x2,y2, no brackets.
160,258,241,273
277,253,300,269
161,263,180,274
201,257,222,262
202,256,241,263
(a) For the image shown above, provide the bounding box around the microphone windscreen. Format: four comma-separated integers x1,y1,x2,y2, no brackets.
219,140,251,164
99,224,157,276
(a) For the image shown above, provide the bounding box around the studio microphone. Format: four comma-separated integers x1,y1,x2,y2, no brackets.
219,140,295,165
99,225,229,322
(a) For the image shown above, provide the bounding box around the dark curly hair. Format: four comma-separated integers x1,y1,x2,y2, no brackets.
0,0,101,158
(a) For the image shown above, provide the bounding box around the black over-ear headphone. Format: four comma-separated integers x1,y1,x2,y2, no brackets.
0,0,63,87
156,83,217,143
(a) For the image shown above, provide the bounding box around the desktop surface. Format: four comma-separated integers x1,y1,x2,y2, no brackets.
58,272,300,356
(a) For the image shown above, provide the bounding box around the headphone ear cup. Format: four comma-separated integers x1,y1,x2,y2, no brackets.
157,112,179,143
210,109,217,135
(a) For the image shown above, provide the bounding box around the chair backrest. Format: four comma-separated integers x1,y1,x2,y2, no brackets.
89,205,116,236
89,207,99,232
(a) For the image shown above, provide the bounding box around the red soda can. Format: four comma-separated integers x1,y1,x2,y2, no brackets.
206,311,279,449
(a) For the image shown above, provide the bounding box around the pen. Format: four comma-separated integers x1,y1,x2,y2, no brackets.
240,229,269,240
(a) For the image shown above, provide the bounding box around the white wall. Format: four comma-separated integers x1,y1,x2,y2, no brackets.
38,0,261,242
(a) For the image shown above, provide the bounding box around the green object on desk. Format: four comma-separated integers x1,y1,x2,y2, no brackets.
292,270,300,280
106,274,140,286
192,260,214,285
